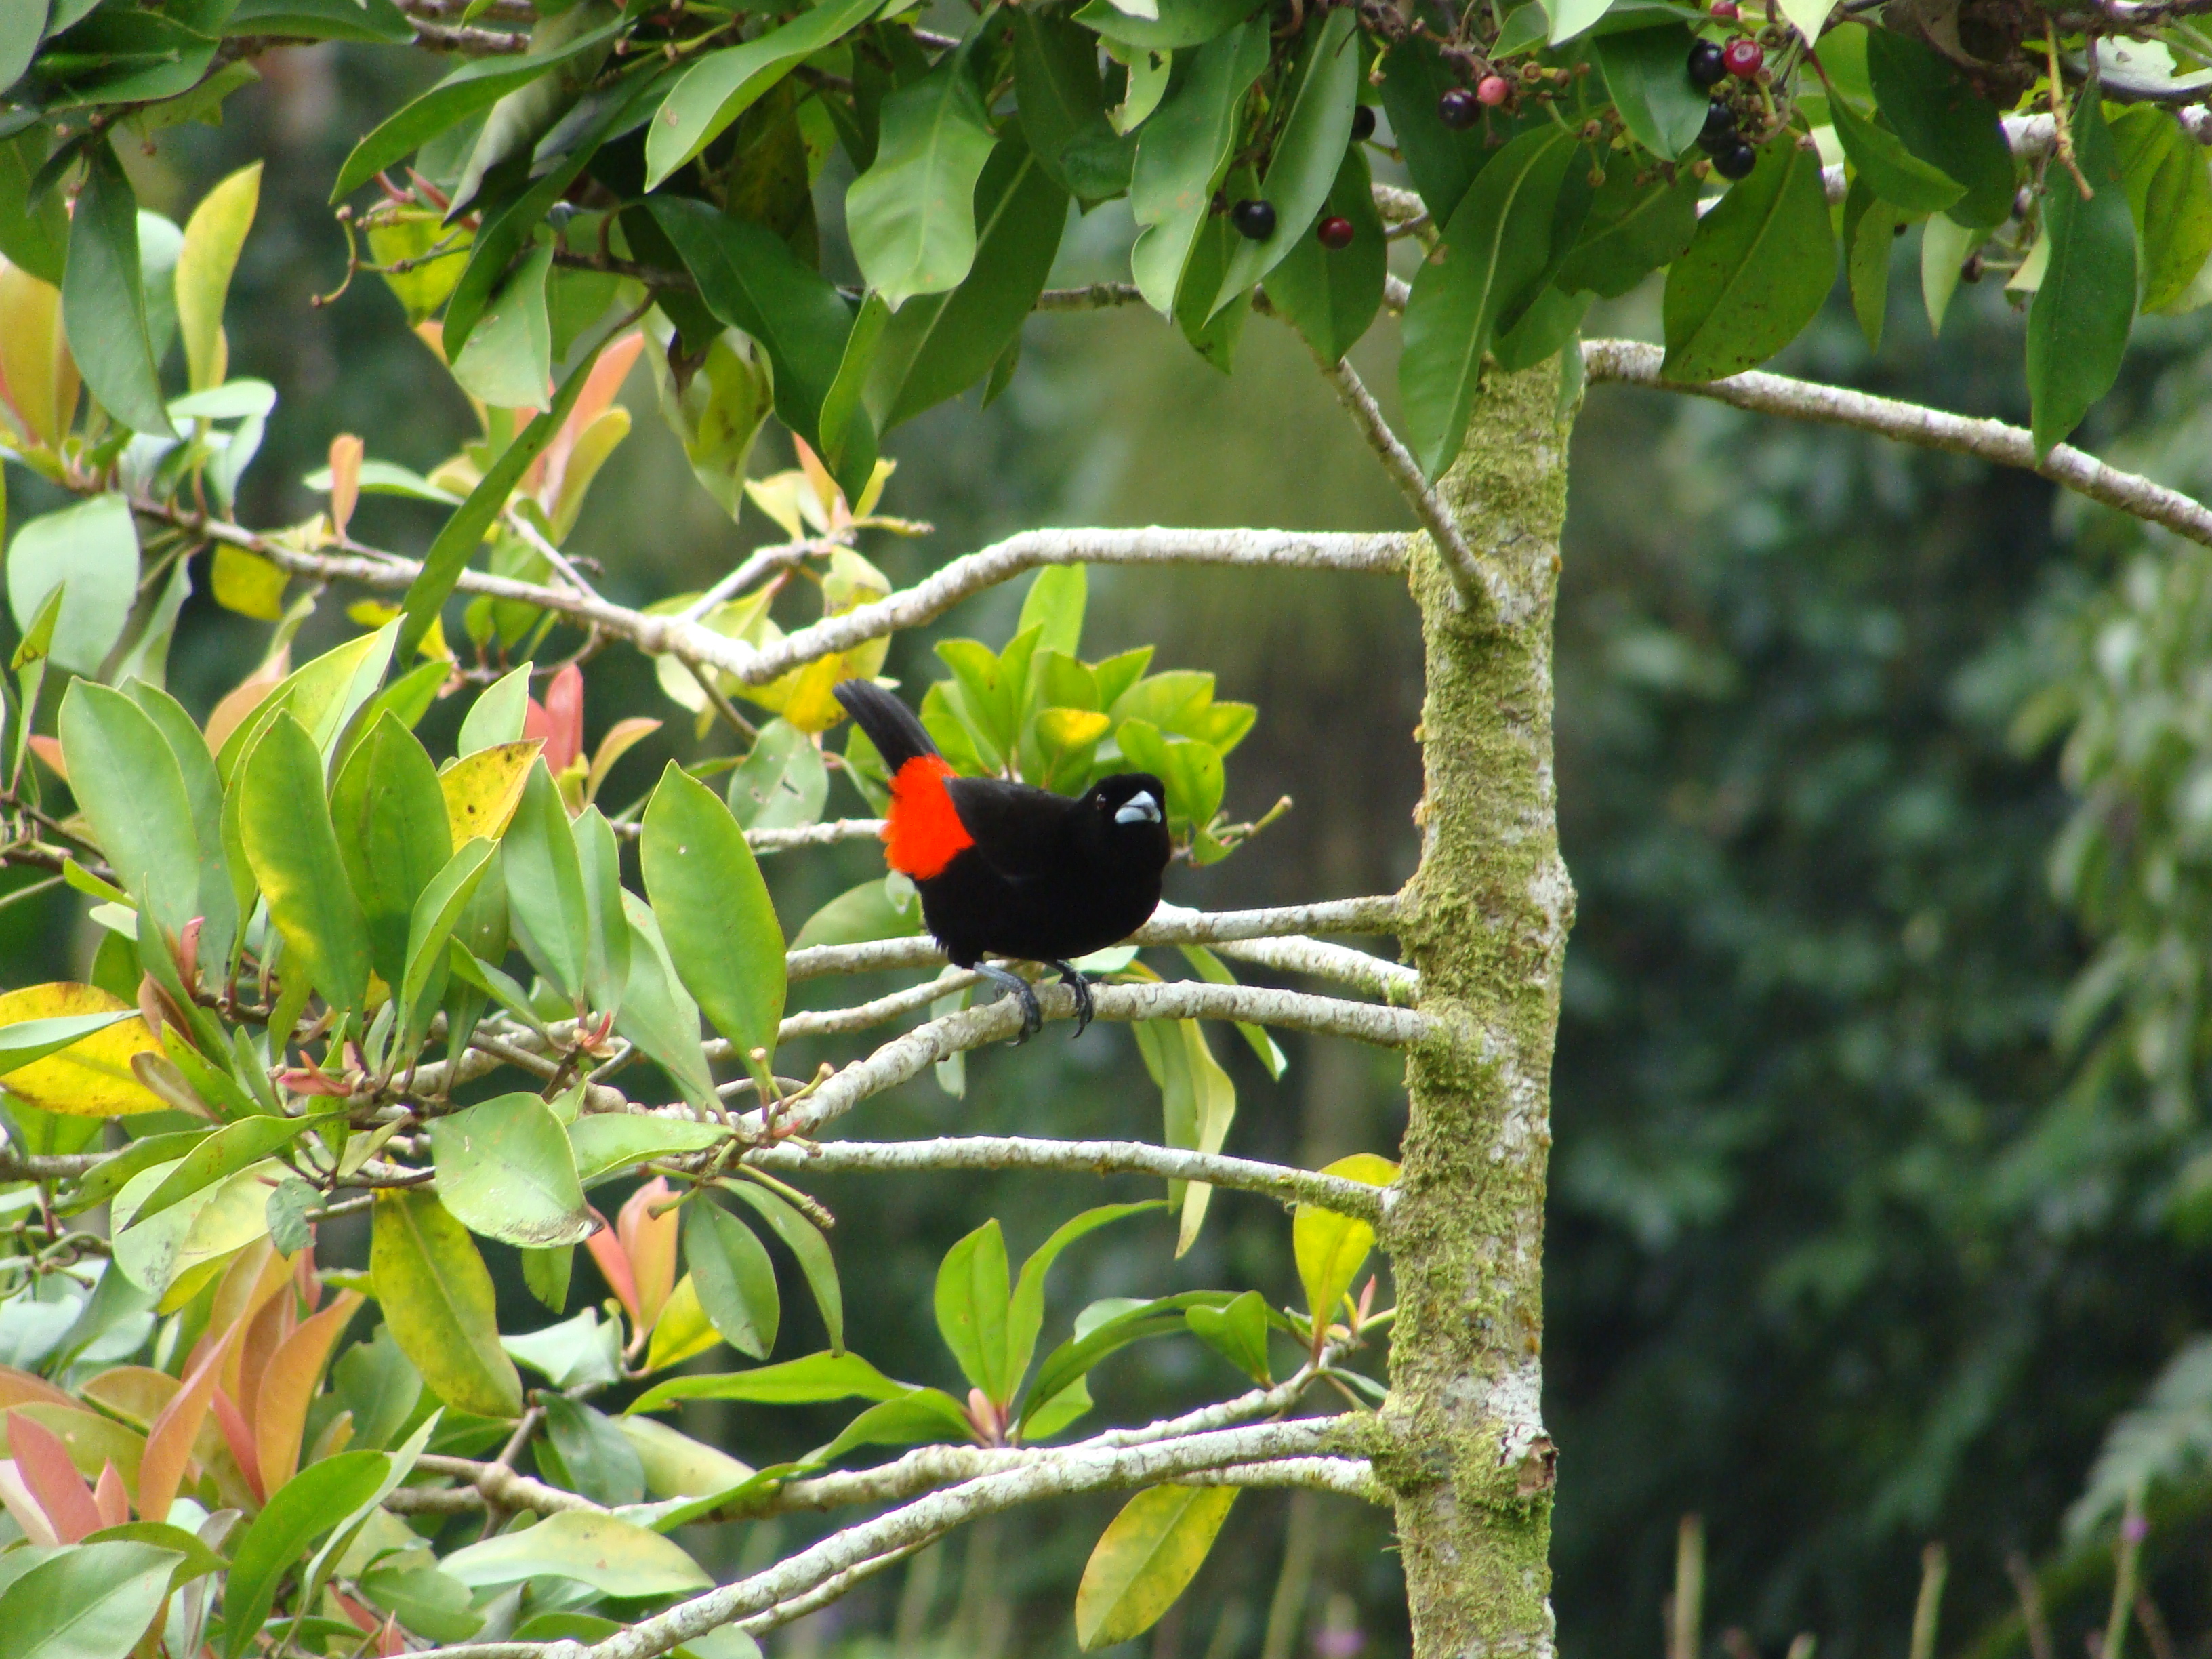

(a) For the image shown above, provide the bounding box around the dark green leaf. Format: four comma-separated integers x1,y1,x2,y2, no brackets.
541,1397,645,1506
1377,36,1490,228
0,131,68,283
723,1178,844,1354
1555,152,1698,297
1660,135,1835,383
808,1389,975,1462
1843,172,1900,350
1012,9,1107,199
1826,84,1964,214
1492,281,1591,371
1021,1291,1235,1427
0,2,43,95
1185,1288,1272,1382
1864,26,2015,228
63,144,174,437
790,874,923,949
2028,93,2137,456
222,0,412,41
1591,24,1709,159
331,712,452,991
685,1199,780,1359
614,891,722,1116
1006,1202,1158,1392
131,1111,339,1226
503,760,590,1003
1128,22,1268,312
449,239,553,408
1074,0,1265,52
239,712,373,1016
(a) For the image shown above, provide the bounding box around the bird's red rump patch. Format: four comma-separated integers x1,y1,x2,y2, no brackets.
883,756,973,879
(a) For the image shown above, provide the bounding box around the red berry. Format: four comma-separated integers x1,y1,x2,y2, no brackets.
1317,214,1355,249
1708,0,1739,14
1722,37,1763,77
1438,87,1481,129
1477,73,1511,106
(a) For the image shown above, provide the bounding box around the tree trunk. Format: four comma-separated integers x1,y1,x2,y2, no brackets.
1378,357,1577,1658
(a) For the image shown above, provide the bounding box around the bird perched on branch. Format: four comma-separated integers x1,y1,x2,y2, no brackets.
834,679,1172,1040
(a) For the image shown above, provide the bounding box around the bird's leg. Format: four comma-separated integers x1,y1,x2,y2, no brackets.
973,962,1042,1044
1048,961,1095,1038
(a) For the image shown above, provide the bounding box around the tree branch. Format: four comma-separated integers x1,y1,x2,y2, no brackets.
742,1135,1393,1219
1582,339,2212,547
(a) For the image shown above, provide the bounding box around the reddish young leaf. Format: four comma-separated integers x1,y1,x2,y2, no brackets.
7,1409,101,1541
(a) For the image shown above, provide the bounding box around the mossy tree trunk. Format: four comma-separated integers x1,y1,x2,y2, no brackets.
1378,358,1577,1659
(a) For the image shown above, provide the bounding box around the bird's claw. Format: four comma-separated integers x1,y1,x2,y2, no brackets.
977,964,1043,1044
1049,962,1095,1038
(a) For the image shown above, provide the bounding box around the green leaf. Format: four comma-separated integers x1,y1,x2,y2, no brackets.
1293,1152,1399,1326
459,664,531,752
7,495,138,678
684,1198,780,1360
505,1307,622,1389
1021,1290,1235,1422
567,1112,727,1186
431,1090,595,1247
1132,1017,1237,1253
2027,94,2137,457
398,836,497,1052
125,680,234,972
1185,1288,1272,1383
449,239,554,409
1661,135,1835,383
332,12,628,200
1210,9,1359,314
866,134,1069,433
726,718,828,831
1920,211,1980,337
640,762,786,1073
614,891,722,1116
240,712,374,1016
331,711,453,993
643,0,882,188
1129,22,1268,313
1863,26,2015,228
1012,9,1109,198
1401,125,1579,476
222,0,413,41
1006,1202,1158,1394
131,1111,337,1226
1843,172,1900,350
1555,152,1699,297
222,1451,392,1659
0,130,69,285
724,1179,844,1354
1265,144,1387,363
542,1397,645,1507
1075,1486,1240,1648
58,682,201,943
62,144,174,438
1545,0,1616,43
571,804,632,1018
1073,0,1264,51
0,1539,182,1659
1378,36,1490,230
0,1010,137,1076
628,1349,912,1414
1176,945,1287,1076
1825,84,1963,214
847,55,999,308
809,1389,976,1463
502,760,591,1003
175,162,260,393
0,0,41,90
2110,104,2212,314
370,1188,524,1418
1591,24,1709,159
935,1217,1012,1402
790,875,924,949
439,1510,710,1595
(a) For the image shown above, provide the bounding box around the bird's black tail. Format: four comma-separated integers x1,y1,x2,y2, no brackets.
834,679,939,772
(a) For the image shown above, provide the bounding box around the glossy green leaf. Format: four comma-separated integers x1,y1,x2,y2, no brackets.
572,804,632,1017
503,760,590,1003
331,712,453,992
124,680,234,973
1661,136,1835,384
131,1112,337,1226
1843,173,1901,350
2027,94,2137,457
522,1244,574,1313
7,495,138,679
1075,1485,1238,1649
1176,944,1287,1076
1074,0,1264,51
936,1218,1012,1401
222,0,413,41
175,162,260,393
398,836,497,1051
222,1451,392,1659
58,682,200,943
431,1091,594,1247
1210,9,1359,314
867,133,1069,432
240,712,373,1016
1401,125,1578,476
1555,153,1699,298
1592,24,1708,159
504,1307,622,1389
0,1,41,89
1377,37,1490,230
1006,1202,1158,1395
0,1539,181,1659
628,1349,912,1414
1185,1288,1272,1383
1826,85,1964,214
542,1396,645,1507
449,239,553,410
725,718,827,832
441,1510,709,1594
847,55,998,308
1021,1290,1237,1424
332,12,628,199
370,1188,524,1418
1863,26,2015,228
643,0,881,189
808,1388,975,1463
724,1179,843,1354
685,1199,780,1360
568,1113,726,1185
62,145,173,438
2110,104,2212,313
1129,22,1267,313
1012,8,1109,198
0,131,67,285
614,891,721,1116
640,762,786,1073
1265,144,1387,363
1293,1152,1399,1325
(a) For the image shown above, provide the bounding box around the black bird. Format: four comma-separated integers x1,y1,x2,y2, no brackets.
834,679,1172,1040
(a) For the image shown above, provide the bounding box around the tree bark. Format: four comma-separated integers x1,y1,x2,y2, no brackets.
1378,356,1577,1658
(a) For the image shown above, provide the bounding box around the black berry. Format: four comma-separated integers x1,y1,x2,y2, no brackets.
1438,87,1481,129
1351,104,1377,142
1713,140,1757,179
1698,100,1737,151
1687,39,1727,87
1317,214,1355,249
1231,197,1277,239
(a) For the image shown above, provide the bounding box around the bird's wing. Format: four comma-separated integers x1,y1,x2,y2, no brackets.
944,778,1069,882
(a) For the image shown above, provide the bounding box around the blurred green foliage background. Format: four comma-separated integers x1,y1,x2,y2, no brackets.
22,38,2212,1659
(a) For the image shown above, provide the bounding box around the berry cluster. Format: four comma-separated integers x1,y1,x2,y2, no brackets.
1696,97,1757,178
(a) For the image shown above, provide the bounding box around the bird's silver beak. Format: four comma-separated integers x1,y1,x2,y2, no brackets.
1115,790,1162,825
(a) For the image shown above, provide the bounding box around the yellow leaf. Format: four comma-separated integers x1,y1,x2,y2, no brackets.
211,545,289,620
327,432,363,539
176,161,260,392
1292,1153,1399,1329
765,657,851,734
1075,1485,1238,1649
853,456,896,519
439,740,542,844
547,405,630,542
369,213,474,326
1038,708,1111,752
642,1274,724,1374
0,262,79,448
0,984,168,1116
